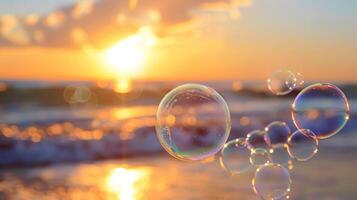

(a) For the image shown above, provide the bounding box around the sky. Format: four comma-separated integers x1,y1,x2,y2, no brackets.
0,0,356,82
0,0,77,15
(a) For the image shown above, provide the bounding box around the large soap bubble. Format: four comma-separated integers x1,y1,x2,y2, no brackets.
156,84,231,161
292,83,349,139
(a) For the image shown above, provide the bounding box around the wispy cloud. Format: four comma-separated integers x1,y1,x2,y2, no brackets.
0,0,251,49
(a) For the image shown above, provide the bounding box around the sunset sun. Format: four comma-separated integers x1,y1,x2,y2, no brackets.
104,27,157,77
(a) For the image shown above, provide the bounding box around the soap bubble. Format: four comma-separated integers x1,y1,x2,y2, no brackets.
63,85,98,109
287,129,318,161
220,138,252,174
287,160,294,171
293,72,304,87
267,70,296,95
265,121,291,147
64,86,92,104
156,83,231,161
292,83,350,139
246,130,270,150
250,148,271,166
253,163,292,200
269,145,291,166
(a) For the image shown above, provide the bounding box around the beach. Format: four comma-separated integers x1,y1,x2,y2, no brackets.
0,144,356,200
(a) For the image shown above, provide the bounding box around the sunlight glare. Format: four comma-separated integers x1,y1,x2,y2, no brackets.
107,167,150,200
105,27,157,78
114,79,132,94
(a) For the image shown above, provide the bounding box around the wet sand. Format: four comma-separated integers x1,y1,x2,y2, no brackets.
0,146,356,200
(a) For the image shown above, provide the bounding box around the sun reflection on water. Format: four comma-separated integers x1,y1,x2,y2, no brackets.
115,79,133,94
107,167,150,200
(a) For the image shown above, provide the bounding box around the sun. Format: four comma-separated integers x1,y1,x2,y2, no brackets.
105,27,157,77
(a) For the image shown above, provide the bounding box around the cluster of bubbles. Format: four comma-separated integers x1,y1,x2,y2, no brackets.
221,122,294,199
156,71,350,199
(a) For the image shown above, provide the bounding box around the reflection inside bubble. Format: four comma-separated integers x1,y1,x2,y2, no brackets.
292,83,349,139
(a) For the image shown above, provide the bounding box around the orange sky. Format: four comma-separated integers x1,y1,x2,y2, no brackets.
0,0,356,82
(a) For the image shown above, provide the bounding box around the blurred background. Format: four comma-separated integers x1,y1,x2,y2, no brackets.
0,0,356,199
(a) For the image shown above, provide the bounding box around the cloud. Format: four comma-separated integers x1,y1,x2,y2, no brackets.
0,0,250,49
0,15,30,45
72,0,93,19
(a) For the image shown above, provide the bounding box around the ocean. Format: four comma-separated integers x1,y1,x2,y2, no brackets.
0,80,356,199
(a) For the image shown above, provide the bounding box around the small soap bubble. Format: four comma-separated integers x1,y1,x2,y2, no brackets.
267,70,296,95
64,86,92,104
287,129,318,161
293,72,304,87
250,148,271,166
265,121,291,147
292,83,350,139
246,130,270,150
269,144,290,166
220,138,252,175
253,163,292,200
156,84,231,161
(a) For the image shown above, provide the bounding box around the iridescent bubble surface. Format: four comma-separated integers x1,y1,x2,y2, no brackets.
267,70,296,95
220,138,252,174
269,145,290,166
156,84,231,161
292,83,350,139
293,72,304,87
265,121,291,147
247,130,270,150
253,163,292,200
250,148,271,166
63,86,92,104
287,129,318,161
